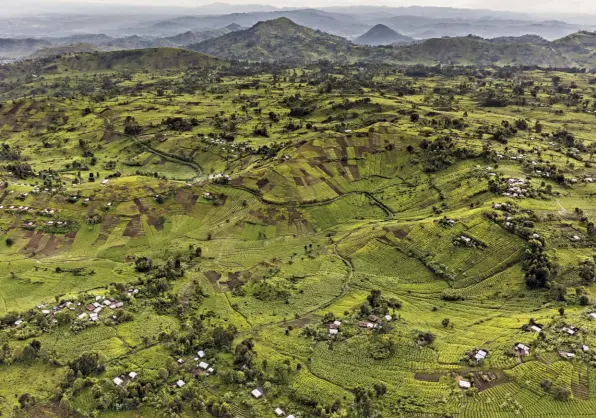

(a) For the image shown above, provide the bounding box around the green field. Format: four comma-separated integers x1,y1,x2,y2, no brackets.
0,49,595,417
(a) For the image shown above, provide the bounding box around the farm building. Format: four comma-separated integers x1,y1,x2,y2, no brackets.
458,380,471,389
562,326,577,335
198,350,205,358
251,388,263,398
515,343,530,356
530,325,542,333
176,380,185,388
559,351,576,359
275,408,284,417
473,349,488,362
199,362,209,370
129,372,138,379
113,377,123,386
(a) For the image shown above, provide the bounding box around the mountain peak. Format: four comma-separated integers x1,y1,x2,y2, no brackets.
253,17,297,29
355,24,413,46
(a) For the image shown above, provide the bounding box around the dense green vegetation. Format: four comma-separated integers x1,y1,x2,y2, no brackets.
0,43,596,418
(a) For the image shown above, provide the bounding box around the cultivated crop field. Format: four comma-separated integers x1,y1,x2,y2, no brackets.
0,50,595,417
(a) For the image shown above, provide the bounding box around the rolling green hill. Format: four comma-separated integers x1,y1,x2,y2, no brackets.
27,43,99,59
189,17,357,63
0,47,224,80
393,35,572,66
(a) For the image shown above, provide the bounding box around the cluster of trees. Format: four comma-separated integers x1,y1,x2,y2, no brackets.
360,289,401,318
523,238,557,288
162,117,199,132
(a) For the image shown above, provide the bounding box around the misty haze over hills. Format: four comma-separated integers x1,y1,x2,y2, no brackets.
2,2,596,66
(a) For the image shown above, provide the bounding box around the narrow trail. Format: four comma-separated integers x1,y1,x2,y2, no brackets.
557,199,567,216
98,112,203,181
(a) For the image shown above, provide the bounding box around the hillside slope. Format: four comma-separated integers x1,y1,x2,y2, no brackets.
190,17,356,63
0,48,223,80
393,35,573,66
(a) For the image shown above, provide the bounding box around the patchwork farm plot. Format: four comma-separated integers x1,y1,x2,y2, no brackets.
0,51,595,417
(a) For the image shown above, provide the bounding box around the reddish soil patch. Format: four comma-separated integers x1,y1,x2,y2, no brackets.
392,228,409,239
414,373,442,382
146,214,164,231
314,162,333,177
100,215,120,235
323,179,343,195
175,190,199,211
299,169,317,186
123,215,144,237
10,214,21,229
278,315,314,329
134,198,147,214
349,165,360,180
256,178,269,189
26,230,44,250
204,271,221,285
38,235,59,256
472,370,511,392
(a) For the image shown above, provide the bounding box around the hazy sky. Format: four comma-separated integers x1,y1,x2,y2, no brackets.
9,0,596,15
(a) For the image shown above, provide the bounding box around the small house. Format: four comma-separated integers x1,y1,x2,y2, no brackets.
177,358,184,364
368,315,379,323
474,349,488,361
176,380,185,388
198,350,205,358
515,343,530,356
275,408,284,417
113,377,124,386
251,388,263,399
582,345,589,352
562,327,577,336
589,313,596,320
329,328,339,335
559,351,576,359
530,325,542,333
458,380,471,389
384,314,392,321
199,362,209,370
333,320,342,327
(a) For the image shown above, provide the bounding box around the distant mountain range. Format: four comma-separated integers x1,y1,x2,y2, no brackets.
0,25,244,60
3,16,596,69
1,6,594,41
189,18,596,67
